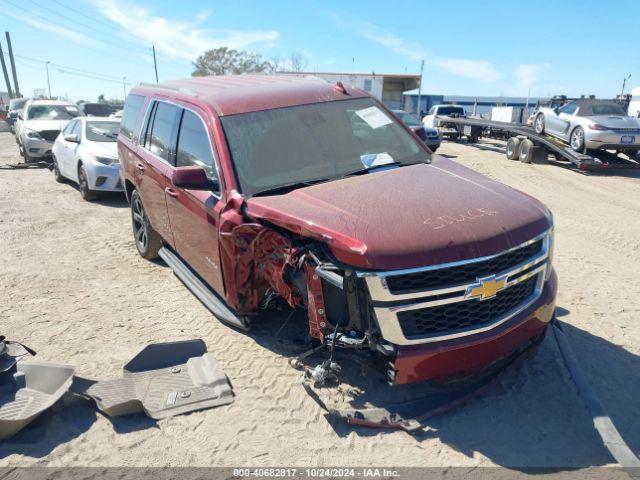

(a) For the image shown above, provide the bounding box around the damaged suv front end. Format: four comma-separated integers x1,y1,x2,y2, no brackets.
215,95,556,386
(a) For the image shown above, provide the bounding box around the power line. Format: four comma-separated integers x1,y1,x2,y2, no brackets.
25,0,152,56
3,51,135,85
0,0,150,57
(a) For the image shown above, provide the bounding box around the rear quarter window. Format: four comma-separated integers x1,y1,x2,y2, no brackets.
120,94,145,141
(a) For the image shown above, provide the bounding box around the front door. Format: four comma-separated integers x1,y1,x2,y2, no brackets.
134,100,181,247
165,107,225,295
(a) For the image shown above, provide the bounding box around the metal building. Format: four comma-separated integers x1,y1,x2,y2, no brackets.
284,72,420,110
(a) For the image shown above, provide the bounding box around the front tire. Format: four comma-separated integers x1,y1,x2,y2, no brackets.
534,114,545,134
78,165,97,201
53,156,66,183
570,126,585,153
130,189,162,260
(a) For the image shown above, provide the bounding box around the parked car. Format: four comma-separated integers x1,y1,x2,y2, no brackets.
534,99,640,154
118,75,556,386
422,104,467,139
392,110,441,152
51,116,122,201
628,87,640,118
15,99,80,162
6,97,30,133
78,102,119,117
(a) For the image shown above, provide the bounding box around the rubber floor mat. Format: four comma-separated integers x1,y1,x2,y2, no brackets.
0,362,75,441
74,340,234,419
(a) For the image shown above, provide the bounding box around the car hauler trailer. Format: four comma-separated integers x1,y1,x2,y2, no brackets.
436,115,640,171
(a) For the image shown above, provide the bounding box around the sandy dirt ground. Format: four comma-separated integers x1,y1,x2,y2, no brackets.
1,132,639,469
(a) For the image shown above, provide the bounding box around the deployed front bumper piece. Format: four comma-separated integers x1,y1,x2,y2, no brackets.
358,230,555,384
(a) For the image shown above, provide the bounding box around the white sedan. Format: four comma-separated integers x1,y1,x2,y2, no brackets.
52,117,123,201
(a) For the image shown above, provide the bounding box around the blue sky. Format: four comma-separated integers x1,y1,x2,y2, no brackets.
2,0,639,102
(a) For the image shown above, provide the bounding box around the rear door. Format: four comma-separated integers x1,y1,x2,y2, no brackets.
165,106,225,295
134,100,180,247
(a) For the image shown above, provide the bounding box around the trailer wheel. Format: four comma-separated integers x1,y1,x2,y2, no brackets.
518,139,534,163
506,137,521,160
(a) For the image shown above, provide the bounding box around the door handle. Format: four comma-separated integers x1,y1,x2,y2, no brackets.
165,187,179,198
136,162,145,172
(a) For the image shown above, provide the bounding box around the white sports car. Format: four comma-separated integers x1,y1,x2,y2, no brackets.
51,117,123,201
533,99,640,155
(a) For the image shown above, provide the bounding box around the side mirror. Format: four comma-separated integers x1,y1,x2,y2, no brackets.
553,107,560,115
17,113,23,120
64,133,79,143
172,166,217,190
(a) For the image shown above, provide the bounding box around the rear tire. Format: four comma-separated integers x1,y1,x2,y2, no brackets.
534,114,545,134
519,139,534,163
570,126,586,153
506,137,521,160
131,189,162,260
78,165,97,201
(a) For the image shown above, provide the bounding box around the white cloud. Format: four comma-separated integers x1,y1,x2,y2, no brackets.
331,16,501,83
514,63,551,92
8,12,105,48
94,0,280,62
431,57,501,83
355,21,424,62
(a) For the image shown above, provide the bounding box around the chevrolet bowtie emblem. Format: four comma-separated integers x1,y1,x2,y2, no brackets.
465,274,508,301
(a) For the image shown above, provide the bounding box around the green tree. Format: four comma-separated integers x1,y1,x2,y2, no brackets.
97,94,106,103
192,47,273,76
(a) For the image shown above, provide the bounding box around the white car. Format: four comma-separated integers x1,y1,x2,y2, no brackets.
51,116,123,201
15,99,80,162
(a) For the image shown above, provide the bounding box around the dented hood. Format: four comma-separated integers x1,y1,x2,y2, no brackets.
246,158,551,270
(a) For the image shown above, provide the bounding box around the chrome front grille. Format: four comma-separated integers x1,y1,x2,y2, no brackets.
398,275,538,339
358,230,552,346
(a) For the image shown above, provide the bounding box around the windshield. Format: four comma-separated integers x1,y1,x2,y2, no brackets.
83,104,116,116
27,104,80,120
437,106,465,116
9,98,28,111
221,98,427,197
86,121,120,142
394,111,421,126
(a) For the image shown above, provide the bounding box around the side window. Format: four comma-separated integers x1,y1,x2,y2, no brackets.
141,101,158,150
176,110,219,191
428,106,436,115
148,102,180,161
72,121,82,138
120,94,145,141
62,120,76,135
559,103,577,115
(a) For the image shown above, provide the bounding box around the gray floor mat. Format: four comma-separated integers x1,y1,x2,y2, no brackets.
74,340,234,419
0,362,75,441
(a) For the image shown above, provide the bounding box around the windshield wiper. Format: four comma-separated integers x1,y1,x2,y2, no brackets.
341,160,428,179
252,177,332,197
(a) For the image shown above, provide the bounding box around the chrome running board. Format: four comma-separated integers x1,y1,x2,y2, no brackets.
158,247,249,331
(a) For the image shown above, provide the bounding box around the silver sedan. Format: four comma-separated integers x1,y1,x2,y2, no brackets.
533,99,640,154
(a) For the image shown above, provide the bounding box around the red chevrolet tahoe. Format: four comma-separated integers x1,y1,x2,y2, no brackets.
118,75,556,385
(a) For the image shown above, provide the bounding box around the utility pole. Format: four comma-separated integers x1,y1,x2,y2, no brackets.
45,61,51,98
152,44,158,82
0,40,14,98
416,59,424,117
122,77,127,99
621,74,631,97
5,32,20,97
